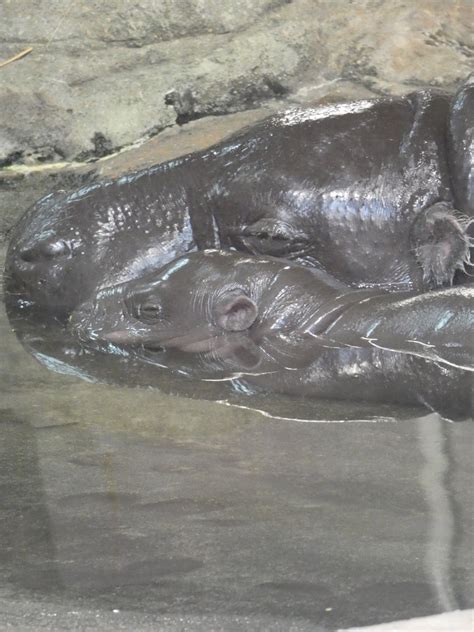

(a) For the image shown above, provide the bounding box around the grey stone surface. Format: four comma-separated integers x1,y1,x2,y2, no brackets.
344,609,474,631
1,1,473,239
0,0,472,167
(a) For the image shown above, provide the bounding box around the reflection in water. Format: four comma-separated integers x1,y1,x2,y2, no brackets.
3,297,428,424
418,414,457,611
214,399,398,424
1,270,473,628
0,410,63,593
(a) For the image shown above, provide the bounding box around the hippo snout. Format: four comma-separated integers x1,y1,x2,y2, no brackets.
5,235,78,316
69,295,121,342
73,299,95,318
68,300,99,342
69,284,140,347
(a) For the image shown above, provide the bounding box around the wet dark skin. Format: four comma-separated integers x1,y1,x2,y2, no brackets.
5,77,474,321
70,250,474,420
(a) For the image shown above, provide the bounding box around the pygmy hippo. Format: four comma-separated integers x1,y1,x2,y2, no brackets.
5,76,474,321
70,251,474,420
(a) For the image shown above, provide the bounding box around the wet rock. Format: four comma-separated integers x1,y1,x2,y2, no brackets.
0,0,299,165
0,166,97,239
0,1,472,238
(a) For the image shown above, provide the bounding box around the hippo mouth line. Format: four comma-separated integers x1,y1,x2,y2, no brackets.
102,328,220,354
99,327,259,366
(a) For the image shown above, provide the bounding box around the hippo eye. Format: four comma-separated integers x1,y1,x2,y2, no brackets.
20,239,71,263
243,219,307,244
254,230,287,241
243,221,292,242
138,300,163,323
234,219,308,257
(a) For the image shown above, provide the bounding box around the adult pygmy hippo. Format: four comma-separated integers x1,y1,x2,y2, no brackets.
5,76,474,321
70,251,474,419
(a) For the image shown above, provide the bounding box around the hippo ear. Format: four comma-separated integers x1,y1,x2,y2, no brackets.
215,292,258,332
211,336,262,371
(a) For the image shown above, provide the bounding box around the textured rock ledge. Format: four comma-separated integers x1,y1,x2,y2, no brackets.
1,0,472,165
1,0,472,239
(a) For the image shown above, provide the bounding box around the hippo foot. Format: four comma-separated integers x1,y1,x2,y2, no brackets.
412,202,473,289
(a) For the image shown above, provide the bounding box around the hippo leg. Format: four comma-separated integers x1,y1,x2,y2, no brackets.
411,201,473,288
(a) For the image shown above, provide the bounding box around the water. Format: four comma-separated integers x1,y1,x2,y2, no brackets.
1,245,473,630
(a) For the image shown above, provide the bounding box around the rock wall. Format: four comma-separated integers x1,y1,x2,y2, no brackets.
0,0,472,236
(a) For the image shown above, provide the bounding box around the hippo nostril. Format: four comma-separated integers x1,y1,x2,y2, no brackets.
143,342,165,354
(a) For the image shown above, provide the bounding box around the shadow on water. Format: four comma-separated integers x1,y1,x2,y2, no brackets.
1,258,473,629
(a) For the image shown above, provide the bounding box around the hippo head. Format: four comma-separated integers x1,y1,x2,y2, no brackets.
69,251,287,371
4,191,88,318
5,176,195,320
4,184,127,320
69,249,348,377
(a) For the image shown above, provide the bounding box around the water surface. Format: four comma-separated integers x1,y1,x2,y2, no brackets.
1,247,473,630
